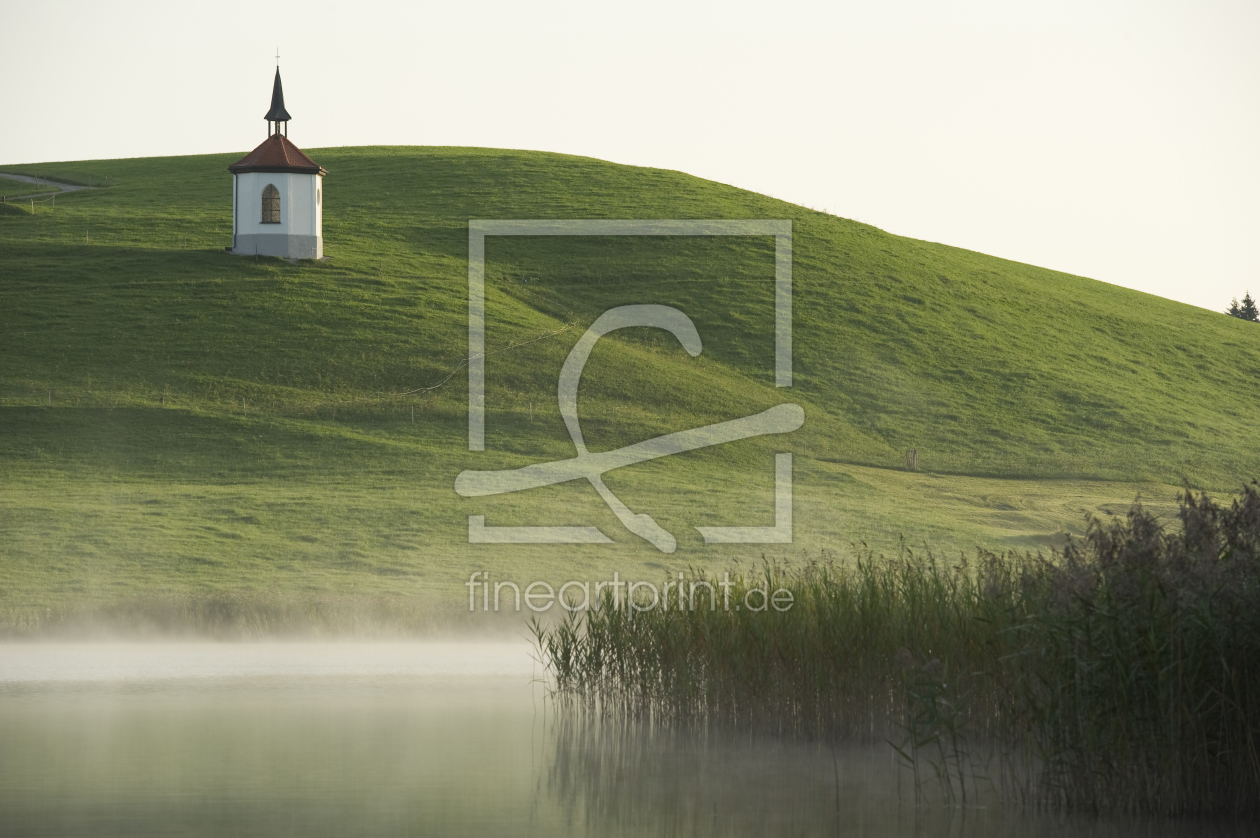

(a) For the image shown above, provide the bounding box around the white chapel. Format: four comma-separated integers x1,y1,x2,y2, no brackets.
228,68,326,259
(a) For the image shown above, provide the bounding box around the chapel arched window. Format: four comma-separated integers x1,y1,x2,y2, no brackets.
261,184,280,223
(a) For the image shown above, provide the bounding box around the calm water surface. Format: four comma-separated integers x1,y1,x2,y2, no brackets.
0,642,1249,837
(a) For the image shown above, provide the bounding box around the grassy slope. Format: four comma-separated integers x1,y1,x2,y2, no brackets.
1,146,1257,618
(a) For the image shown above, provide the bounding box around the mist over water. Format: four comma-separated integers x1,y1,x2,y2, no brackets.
0,643,1249,837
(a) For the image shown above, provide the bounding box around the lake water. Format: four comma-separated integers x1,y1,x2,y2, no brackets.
0,642,1249,837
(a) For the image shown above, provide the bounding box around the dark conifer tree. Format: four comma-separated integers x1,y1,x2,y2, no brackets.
1227,292,1259,322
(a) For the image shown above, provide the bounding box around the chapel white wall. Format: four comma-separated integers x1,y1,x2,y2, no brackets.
233,171,320,237
232,170,324,258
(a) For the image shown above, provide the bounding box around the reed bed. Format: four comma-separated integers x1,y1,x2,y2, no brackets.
535,484,1260,816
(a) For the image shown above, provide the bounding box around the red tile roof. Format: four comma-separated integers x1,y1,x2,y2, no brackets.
228,133,326,175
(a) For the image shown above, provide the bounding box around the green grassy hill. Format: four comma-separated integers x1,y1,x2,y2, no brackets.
2,146,1257,628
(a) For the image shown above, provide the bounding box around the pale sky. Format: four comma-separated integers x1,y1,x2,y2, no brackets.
3,0,1257,313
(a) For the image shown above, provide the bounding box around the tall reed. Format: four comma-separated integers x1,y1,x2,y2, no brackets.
535,484,1260,816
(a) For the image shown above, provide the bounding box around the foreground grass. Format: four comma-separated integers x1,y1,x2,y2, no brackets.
537,484,1260,816
0,444,1184,630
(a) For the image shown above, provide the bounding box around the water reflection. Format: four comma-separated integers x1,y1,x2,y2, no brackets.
0,644,1250,837
544,714,1258,838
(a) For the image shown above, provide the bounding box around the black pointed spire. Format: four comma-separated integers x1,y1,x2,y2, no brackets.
264,68,291,123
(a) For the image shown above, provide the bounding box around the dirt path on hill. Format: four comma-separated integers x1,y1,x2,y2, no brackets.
0,173,93,201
